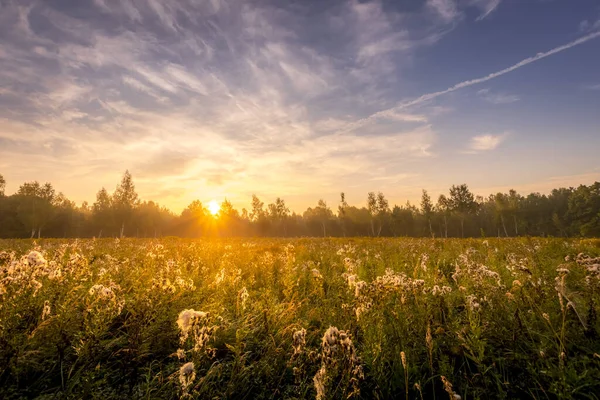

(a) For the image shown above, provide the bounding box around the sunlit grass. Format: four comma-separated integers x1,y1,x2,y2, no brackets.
1,237,599,399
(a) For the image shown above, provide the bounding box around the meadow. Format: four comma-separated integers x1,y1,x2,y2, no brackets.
1,237,600,399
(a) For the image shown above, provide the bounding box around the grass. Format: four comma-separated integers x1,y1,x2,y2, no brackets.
1,237,600,399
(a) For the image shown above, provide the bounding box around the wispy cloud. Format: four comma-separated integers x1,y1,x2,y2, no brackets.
1,1,598,212
584,83,600,91
466,133,509,153
0,0,454,211
471,0,502,21
579,18,600,33
352,30,600,129
427,0,460,23
477,88,520,104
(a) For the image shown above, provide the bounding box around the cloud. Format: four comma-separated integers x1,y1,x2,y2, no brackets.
350,30,600,129
0,0,456,211
471,0,502,21
466,133,508,153
579,18,600,33
427,0,461,23
584,83,600,91
477,88,520,104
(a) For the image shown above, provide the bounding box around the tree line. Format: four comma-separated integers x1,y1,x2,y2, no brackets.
0,171,599,238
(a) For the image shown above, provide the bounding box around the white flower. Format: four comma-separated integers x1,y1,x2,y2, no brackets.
292,328,306,355
179,362,196,389
177,309,208,338
27,251,47,267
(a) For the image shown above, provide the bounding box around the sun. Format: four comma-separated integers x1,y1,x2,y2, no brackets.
208,200,220,216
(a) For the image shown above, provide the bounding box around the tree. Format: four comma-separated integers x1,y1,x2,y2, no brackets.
250,195,269,236
507,189,522,235
219,199,241,236
180,200,208,237
493,193,510,237
391,203,416,237
16,181,56,238
267,197,290,236
250,195,265,222
367,192,389,236
92,187,113,237
449,184,477,238
436,194,451,238
567,183,600,236
338,192,349,237
112,170,138,237
0,174,5,197
304,199,334,236
420,190,434,238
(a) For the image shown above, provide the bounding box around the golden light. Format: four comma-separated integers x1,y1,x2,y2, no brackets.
208,200,220,216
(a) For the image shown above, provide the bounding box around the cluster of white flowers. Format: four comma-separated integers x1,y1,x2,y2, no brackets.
151,262,195,294
88,282,124,313
336,244,356,256
314,326,363,400
89,284,116,299
176,309,218,353
465,294,481,312
505,253,534,277
1,250,67,299
453,252,504,289
430,285,453,296
575,253,600,286
27,251,48,268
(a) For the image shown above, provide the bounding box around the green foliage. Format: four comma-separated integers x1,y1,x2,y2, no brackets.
1,238,600,399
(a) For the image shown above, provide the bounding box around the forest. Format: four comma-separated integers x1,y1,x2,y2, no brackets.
0,171,599,239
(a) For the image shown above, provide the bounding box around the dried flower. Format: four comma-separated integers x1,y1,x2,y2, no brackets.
179,362,196,389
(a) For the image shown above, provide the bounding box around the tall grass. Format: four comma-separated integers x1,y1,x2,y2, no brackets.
1,237,599,399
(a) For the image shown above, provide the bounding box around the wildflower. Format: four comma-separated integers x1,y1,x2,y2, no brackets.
89,284,115,300
239,287,249,310
311,269,323,279
41,300,51,320
27,251,47,267
314,366,327,400
179,362,196,389
542,313,551,323
441,375,461,400
354,280,367,298
400,351,407,369
177,309,208,340
466,295,480,312
292,328,307,355
176,348,186,360
214,268,225,285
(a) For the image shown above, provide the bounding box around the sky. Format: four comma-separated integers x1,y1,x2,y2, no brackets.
1,0,599,214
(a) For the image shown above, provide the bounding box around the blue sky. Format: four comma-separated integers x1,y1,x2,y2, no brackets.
0,0,599,212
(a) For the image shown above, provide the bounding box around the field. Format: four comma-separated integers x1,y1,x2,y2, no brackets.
1,238,600,399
